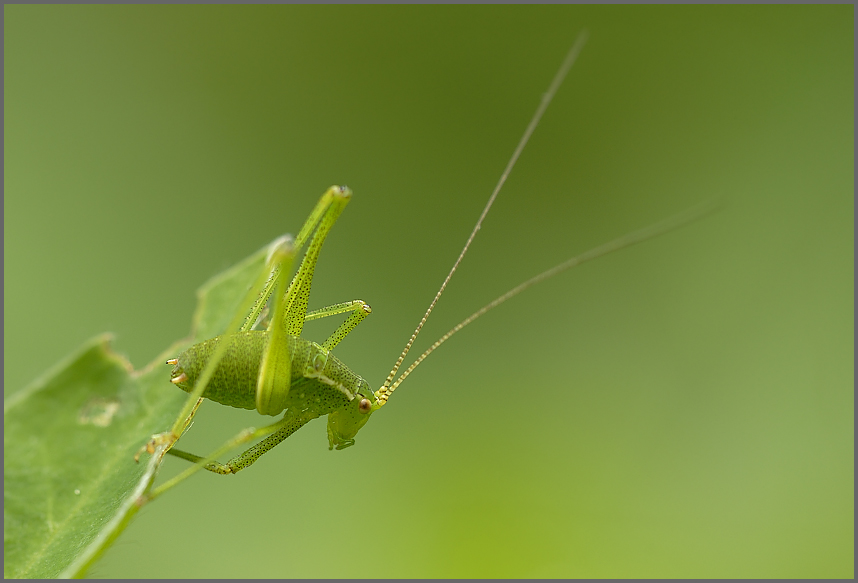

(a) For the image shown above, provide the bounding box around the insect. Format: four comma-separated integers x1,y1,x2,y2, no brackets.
136,31,716,500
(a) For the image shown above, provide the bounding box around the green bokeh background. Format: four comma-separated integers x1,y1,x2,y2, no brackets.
4,5,852,578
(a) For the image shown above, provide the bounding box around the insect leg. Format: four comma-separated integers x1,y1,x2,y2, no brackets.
171,409,319,476
256,240,297,415
145,411,316,502
240,187,341,333
133,396,204,462
257,186,350,415
279,186,351,337
304,299,373,351
304,299,369,321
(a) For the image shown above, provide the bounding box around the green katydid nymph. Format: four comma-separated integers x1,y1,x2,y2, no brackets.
136,31,716,500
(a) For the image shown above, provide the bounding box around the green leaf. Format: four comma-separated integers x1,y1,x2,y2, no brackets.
3,242,270,578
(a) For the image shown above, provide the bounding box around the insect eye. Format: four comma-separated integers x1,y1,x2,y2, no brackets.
358,398,371,414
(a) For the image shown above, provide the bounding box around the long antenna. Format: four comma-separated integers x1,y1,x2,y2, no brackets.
385,200,719,394
375,31,590,407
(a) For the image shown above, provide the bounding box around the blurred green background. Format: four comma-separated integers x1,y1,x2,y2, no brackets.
4,5,852,578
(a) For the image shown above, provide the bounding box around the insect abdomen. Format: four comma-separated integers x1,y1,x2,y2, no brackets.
171,332,268,410
169,331,368,416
